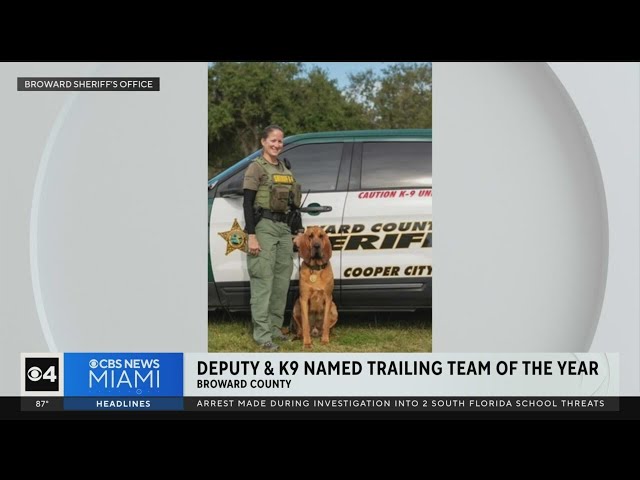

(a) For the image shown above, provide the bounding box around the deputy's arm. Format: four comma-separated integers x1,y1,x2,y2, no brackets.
243,189,257,234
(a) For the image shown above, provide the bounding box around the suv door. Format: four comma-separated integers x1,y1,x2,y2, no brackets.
340,140,432,310
209,141,350,309
283,141,352,306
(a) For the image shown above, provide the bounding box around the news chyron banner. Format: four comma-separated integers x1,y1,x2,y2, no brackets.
21,353,619,412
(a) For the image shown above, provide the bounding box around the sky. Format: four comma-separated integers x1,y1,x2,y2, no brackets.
301,62,400,89
208,62,420,90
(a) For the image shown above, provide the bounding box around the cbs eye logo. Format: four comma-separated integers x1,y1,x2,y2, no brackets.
25,358,59,392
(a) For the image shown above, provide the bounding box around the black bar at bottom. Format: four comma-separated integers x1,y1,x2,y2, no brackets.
184,396,619,412
21,397,63,411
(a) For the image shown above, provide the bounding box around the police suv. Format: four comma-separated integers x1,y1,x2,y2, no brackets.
208,129,432,312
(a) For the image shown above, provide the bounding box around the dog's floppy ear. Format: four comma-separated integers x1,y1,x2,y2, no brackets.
321,230,332,261
298,229,311,262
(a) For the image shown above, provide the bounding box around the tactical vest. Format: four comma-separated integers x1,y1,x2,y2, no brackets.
254,156,301,212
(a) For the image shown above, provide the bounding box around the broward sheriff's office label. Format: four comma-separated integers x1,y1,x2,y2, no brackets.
17,77,160,91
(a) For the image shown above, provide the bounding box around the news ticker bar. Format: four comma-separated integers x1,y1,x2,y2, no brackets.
21,397,619,412
17,77,160,91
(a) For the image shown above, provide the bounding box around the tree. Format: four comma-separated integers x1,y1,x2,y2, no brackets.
208,62,301,174
208,62,432,178
345,63,432,129
291,67,368,133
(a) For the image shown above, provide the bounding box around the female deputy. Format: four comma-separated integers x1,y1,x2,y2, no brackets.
243,125,304,351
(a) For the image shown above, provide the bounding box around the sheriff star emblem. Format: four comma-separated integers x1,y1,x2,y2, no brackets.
218,219,248,255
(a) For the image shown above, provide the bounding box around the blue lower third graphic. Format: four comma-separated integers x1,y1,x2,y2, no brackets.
64,353,183,410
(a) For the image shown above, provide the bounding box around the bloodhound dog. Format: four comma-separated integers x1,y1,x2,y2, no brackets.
292,226,338,348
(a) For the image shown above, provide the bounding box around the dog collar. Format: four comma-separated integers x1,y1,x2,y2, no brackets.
304,262,329,271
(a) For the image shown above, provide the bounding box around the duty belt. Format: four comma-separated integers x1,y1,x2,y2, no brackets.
261,210,288,223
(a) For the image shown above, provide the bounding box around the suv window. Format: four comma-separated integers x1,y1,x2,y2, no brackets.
361,142,432,189
215,168,245,197
281,143,344,192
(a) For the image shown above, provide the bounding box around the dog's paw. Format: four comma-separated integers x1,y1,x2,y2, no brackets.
303,342,313,349
321,337,330,345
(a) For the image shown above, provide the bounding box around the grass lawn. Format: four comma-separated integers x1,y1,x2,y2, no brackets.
208,309,432,353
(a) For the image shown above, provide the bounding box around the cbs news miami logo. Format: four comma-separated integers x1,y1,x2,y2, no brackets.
21,353,182,398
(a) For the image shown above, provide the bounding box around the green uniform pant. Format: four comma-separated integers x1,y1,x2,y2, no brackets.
247,218,294,344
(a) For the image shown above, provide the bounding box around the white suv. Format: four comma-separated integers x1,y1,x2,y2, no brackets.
208,129,432,312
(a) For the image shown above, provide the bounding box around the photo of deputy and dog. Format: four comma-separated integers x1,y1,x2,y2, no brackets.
208,62,432,353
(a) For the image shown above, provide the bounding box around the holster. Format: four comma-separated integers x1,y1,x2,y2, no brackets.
286,209,301,234
287,209,302,253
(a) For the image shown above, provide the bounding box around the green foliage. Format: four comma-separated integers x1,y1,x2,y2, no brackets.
345,63,432,129
208,62,432,177
208,62,301,174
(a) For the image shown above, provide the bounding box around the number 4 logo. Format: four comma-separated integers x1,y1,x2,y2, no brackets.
27,365,57,383
42,366,57,382
25,358,59,392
